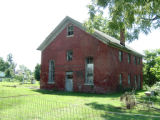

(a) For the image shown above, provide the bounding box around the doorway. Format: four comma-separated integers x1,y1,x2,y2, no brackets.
65,72,73,92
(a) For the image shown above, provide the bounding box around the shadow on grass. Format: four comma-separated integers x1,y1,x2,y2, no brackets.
32,89,122,98
85,102,160,120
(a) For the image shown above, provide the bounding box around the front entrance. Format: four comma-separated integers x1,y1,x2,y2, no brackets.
65,72,73,92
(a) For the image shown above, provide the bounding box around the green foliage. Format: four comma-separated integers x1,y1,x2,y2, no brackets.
143,49,160,87
86,0,160,42
0,57,10,72
7,53,13,65
5,68,14,78
34,64,41,81
120,91,136,109
14,75,23,82
152,82,160,96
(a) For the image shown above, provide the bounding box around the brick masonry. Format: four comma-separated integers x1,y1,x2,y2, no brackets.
40,23,143,94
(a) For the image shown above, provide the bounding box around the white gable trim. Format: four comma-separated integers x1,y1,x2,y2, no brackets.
37,16,85,51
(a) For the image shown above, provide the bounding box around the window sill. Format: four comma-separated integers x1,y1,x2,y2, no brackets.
84,83,94,86
67,35,74,37
48,82,55,84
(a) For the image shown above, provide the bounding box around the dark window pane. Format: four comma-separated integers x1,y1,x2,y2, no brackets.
67,25,74,36
67,50,73,61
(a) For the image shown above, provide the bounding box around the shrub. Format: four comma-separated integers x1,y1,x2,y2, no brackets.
153,82,160,96
14,75,23,82
120,91,136,109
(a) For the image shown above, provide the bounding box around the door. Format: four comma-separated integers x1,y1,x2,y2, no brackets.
65,72,73,92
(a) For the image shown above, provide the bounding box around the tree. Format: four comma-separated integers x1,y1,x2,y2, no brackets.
150,56,160,81
34,64,41,81
7,53,13,65
143,49,160,87
7,53,17,73
19,65,32,79
86,0,160,42
0,57,9,72
5,68,13,78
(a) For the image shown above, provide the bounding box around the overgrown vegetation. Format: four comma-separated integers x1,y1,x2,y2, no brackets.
120,91,136,109
143,49,160,87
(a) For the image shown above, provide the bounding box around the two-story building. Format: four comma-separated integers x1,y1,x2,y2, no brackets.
37,16,143,93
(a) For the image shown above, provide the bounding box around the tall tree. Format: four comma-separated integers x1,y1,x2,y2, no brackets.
34,64,41,81
7,53,17,73
86,0,160,42
7,53,13,65
143,49,160,87
0,57,9,72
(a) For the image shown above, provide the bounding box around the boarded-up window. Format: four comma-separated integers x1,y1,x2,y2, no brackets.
67,25,74,36
119,51,123,62
67,50,73,61
48,60,55,83
85,57,94,84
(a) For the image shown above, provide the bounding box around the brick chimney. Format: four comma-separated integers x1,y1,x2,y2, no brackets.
120,28,125,46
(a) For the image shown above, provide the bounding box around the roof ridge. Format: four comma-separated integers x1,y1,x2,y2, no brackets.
37,16,143,57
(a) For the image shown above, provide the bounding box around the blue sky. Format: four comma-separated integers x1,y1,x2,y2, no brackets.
0,0,159,71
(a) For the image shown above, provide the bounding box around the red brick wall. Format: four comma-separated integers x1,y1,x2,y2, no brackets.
40,23,143,93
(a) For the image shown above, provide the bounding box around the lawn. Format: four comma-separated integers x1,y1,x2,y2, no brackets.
0,81,160,120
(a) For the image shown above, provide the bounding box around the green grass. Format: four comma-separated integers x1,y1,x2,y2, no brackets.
0,82,160,120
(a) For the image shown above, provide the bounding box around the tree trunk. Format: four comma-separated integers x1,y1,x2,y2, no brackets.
120,28,125,46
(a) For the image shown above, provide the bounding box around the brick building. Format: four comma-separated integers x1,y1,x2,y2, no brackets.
37,16,143,93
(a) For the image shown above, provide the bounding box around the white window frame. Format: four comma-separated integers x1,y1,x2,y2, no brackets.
85,57,94,85
48,60,55,84
67,25,74,37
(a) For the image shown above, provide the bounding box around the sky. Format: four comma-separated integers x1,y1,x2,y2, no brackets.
0,0,159,71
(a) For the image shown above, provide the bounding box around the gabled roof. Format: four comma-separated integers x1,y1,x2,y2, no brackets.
37,16,143,57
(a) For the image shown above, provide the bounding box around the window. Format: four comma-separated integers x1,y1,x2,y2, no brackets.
138,75,141,89
128,54,131,64
119,51,123,62
67,50,73,61
128,74,131,85
137,57,141,64
67,25,74,36
134,75,137,88
48,60,55,83
85,57,94,84
119,74,122,85
134,56,137,64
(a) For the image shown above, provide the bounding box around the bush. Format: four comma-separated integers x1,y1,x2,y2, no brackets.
120,91,136,109
14,75,23,82
153,82,160,96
